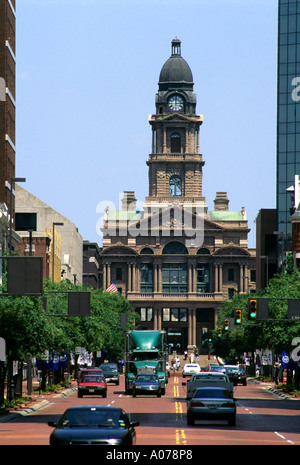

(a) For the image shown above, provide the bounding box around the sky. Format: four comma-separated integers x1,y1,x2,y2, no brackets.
15,0,278,249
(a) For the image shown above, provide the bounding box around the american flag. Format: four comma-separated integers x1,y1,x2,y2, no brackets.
105,283,118,293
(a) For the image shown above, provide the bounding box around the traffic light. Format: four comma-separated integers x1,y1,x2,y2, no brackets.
208,332,212,343
235,309,242,325
224,318,229,331
217,327,222,337
248,299,257,320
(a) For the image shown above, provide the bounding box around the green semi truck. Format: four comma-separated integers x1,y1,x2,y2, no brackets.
125,330,167,394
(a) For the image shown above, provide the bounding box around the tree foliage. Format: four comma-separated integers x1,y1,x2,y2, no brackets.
212,272,300,362
0,279,138,363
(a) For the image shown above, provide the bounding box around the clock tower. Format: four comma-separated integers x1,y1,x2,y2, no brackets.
146,38,206,210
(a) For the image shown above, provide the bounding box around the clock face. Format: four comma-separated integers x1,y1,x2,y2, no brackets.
168,95,184,112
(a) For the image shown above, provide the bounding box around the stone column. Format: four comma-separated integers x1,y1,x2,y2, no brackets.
128,263,132,292
240,264,244,293
188,309,192,347
192,309,196,347
214,264,219,292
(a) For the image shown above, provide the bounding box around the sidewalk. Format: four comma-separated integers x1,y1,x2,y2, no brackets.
0,377,78,421
250,378,300,400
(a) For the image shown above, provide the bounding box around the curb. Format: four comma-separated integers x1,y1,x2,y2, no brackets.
265,386,296,400
0,387,77,423
249,377,299,400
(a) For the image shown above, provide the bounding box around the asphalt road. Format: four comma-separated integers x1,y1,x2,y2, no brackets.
0,374,299,446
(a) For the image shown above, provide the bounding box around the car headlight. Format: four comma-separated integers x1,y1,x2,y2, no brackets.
107,438,122,445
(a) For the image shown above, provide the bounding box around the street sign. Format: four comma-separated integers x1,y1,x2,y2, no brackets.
288,299,300,320
7,256,43,295
120,313,127,328
0,338,5,362
68,292,90,316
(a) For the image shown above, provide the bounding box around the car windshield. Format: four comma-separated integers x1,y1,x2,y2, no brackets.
81,375,104,383
193,374,227,381
80,370,101,376
135,375,159,383
101,365,118,373
195,389,232,399
58,408,129,428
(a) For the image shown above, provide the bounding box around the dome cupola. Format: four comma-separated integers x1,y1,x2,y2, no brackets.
158,38,194,92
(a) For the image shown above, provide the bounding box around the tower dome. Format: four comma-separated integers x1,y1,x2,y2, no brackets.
158,38,193,91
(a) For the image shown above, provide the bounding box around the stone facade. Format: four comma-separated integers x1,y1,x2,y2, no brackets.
15,185,83,284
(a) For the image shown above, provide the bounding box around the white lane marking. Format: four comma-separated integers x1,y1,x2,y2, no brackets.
274,431,295,445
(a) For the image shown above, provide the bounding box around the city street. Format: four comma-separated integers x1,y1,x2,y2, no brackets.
0,374,299,446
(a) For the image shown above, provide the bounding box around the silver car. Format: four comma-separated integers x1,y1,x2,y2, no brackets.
187,387,236,426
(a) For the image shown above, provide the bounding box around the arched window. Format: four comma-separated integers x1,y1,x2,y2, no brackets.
171,132,181,153
140,247,154,254
169,175,182,197
162,241,188,254
197,248,210,255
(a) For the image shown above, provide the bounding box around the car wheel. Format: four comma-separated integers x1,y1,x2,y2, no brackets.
157,392,161,397
133,392,136,397
187,416,194,426
102,391,107,398
78,392,83,398
228,416,236,426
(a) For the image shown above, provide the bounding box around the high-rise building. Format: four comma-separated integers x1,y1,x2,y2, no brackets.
100,39,256,353
0,0,16,219
277,0,300,249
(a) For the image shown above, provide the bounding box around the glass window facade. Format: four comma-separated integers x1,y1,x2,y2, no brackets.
196,264,210,293
140,263,153,292
162,263,187,293
277,0,300,247
162,308,187,322
169,175,182,196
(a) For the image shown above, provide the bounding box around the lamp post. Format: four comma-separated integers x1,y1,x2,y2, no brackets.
52,222,64,282
9,177,26,254
260,255,268,287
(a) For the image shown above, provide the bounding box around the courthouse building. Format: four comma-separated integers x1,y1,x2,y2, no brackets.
100,39,256,353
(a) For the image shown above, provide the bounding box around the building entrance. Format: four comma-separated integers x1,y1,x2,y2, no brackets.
164,327,187,355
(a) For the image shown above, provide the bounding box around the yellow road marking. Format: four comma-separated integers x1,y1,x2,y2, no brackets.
174,378,187,444
176,429,187,445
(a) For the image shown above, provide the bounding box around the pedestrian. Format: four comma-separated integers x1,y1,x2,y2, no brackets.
274,362,279,385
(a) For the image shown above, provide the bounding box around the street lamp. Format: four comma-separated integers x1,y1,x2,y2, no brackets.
52,222,64,282
260,255,268,287
9,177,26,254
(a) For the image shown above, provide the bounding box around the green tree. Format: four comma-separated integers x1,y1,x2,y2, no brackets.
213,272,300,363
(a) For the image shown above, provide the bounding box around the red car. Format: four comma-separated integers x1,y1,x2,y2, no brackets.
78,375,107,398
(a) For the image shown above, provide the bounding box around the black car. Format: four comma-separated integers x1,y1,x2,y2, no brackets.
48,406,139,445
224,365,247,386
99,363,120,385
132,373,162,397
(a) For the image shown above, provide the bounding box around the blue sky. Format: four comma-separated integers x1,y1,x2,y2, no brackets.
16,0,278,248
